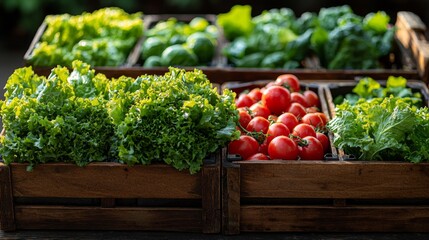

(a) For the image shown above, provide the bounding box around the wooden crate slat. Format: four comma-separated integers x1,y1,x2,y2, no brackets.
11,163,201,199
222,160,241,235
239,161,429,199
0,164,16,231
15,206,202,232
410,33,429,82
397,11,427,32
240,205,429,232
201,150,221,233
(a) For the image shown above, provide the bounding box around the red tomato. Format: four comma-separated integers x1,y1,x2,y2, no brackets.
236,94,255,108
292,123,317,138
303,90,319,107
238,108,252,129
266,122,290,144
246,116,270,134
275,74,300,92
228,135,259,160
259,140,269,155
268,136,298,160
277,112,299,132
301,113,325,129
248,88,263,102
250,103,271,119
288,102,307,119
299,136,324,160
316,132,330,153
291,92,308,108
261,86,291,116
315,112,329,126
246,153,269,160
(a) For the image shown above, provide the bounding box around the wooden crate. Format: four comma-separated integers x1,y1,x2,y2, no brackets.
222,79,429,234
0,149,224,233
223,160,429,234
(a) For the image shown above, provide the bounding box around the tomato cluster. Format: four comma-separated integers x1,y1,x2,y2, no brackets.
229,74,330,161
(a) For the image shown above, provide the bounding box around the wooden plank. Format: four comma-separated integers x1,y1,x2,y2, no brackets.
10,163,201,199
14,206,202,232
410,33,429,82
201,150,221,233
0,163,16,231
222,160,241,235
238,161,429,199
397,12,426,32
23,22,47,62
240,205,429,232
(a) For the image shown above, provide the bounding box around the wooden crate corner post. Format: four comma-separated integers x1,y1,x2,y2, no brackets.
201,148,222,234
396,11,429,82
0,163,15,231
221,156,240,235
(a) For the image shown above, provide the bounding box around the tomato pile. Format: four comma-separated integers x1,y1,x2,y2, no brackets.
228,74,330,161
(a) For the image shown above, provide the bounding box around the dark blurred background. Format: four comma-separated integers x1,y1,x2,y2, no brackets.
0,0,428,85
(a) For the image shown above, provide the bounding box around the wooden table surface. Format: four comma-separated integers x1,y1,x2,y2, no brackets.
2,231,429,240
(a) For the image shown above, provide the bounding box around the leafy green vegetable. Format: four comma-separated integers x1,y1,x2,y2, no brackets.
334,76,422,105
0,61,239,173
108,68,239,173
318,5,353,31
216,5,253,41
363,11,390,33
28,7,143,67
219,5,395,70
221,7,301,69
328,97,429,162
322,23,380,69
0,62,113,168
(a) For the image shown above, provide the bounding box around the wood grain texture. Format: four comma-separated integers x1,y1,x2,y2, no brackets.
397,11,426,32
222,160,240,235
240,205,429,232
410,32,429,82
0,164,15,231
15,206,202,232
238,161,429,199
201,151,221,233
10,163,201,199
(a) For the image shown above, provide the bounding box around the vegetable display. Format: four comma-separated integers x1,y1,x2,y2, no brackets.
327,77,429,162
141,17,218,67
228,74,330,161
217,5,395,69
27,7,143,67
0,61,239,173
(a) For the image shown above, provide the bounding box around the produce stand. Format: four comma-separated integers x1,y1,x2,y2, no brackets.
4,4,429,237
0,149,223,233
